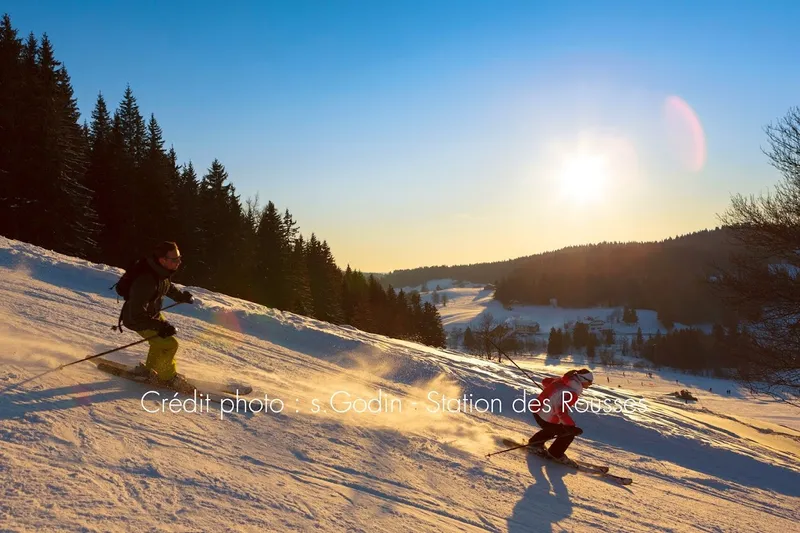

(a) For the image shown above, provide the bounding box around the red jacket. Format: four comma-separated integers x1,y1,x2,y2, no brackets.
529,375,584,426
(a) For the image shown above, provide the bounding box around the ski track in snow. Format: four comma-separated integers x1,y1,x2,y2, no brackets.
1,236,799,532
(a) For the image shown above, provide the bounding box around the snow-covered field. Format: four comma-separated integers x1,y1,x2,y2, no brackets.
2,237,799,532
408,280,705,336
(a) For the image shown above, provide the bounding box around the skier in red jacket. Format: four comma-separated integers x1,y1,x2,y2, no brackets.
528,369,594,466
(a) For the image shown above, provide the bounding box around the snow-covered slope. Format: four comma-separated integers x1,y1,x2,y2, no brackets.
1,237,798,532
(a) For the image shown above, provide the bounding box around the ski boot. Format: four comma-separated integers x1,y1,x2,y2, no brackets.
547,452,579,468
131,363,159,384
165,373,195,395
526,437,547,455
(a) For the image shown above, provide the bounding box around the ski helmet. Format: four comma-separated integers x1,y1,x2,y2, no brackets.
575,369,594,387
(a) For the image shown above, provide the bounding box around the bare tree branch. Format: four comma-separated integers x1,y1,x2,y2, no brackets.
712,107,800,402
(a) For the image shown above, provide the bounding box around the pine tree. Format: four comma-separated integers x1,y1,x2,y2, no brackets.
573,322,589,349
421,302,446,347
383,284,398,336
464,326,476,352
341,265,357,324
6,33,43,243
306,234,343,323
0,15,24,238
14,33,96,256
117,85,146,164
255,200,290,309
621,336,631,356
233,194,261,302
174,161,200,270
288,235,314,315
282,208,299,243
107,89,143,255
86,92,130,263
587,333,598,358
197,159,240,290
408,291,424,342
547,327,561,355
623,305,639,324
393,289,410,338
88,93,112,147
365,274,387,333
138,113,174,243
105,86,150,257
562,329,572,349
224,195,249,298
341,266,372,331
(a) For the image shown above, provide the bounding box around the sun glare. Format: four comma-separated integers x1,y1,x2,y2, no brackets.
558,153,608,205
540,130,639,212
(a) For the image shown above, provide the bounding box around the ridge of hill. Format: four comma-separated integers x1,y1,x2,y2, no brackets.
380,228,730,288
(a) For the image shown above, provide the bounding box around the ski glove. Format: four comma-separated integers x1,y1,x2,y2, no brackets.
569,426,584,436
158,322,177,338
179,291,194,304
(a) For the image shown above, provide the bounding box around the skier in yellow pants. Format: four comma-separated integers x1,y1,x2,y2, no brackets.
136,314,180,381
115,241,193,388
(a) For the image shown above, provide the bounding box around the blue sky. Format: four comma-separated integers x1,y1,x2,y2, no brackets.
5,1,799,272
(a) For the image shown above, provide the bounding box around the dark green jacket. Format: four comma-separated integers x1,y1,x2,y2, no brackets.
121,256,184,331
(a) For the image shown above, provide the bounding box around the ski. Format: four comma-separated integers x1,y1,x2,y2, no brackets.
93,357,253,402
502,438,610,472
501,439,632,485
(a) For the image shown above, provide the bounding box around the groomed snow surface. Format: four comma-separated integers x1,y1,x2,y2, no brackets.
1,237,798,532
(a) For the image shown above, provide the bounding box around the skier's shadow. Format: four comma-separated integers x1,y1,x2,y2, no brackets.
1,376,263,422
0,380,130,419
507,454,574,533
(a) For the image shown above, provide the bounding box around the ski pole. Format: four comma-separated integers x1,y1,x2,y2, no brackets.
487,337,541,389
0,334,160,395
59,334,159,369
112,301,182,332
486,442,529,458
1,302,184,394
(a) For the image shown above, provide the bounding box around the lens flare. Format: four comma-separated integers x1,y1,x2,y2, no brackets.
212,309,243,333
189,308,244,348
663,95,706,172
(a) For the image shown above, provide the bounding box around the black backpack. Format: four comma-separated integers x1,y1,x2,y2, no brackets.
110,257,155,331
111,258,152,300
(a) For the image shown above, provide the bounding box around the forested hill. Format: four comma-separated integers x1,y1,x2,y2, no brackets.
377,255,535,290
381,228,735,325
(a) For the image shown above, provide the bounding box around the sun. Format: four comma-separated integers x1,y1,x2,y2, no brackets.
557,153,608,205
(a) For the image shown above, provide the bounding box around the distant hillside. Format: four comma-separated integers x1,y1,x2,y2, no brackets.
381,229,730,288
381,228,736,325
379,255,540,290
